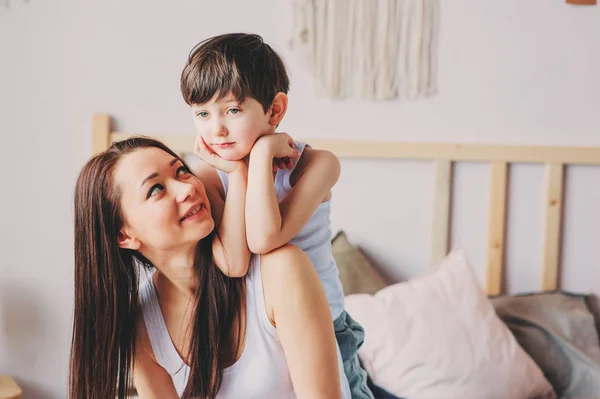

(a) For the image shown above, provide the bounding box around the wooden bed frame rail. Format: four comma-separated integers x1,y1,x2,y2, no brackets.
93,113,600,295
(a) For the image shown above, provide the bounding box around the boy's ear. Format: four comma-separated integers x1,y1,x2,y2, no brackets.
117,227,141,251
268,92,288,127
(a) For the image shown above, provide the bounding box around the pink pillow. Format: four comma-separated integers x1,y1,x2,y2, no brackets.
345,250,556,399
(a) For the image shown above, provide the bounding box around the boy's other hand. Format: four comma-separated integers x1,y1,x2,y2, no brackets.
254,133,300,170
194,135,246,174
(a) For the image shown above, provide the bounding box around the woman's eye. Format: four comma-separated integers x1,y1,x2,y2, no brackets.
228,108,240,115
147,184,163,199
177,165,190,177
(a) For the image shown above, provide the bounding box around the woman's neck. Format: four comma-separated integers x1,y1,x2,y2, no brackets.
147,246,198,299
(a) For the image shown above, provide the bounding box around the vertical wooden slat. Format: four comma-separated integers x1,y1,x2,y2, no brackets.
486,162,508,296
541,163,564,291
92,114,111,155
431,159,452,265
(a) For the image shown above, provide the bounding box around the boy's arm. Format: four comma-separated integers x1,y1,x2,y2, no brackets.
247,134,340,254
193,137,251,277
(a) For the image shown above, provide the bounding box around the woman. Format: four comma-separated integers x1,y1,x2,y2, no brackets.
69,137,348,399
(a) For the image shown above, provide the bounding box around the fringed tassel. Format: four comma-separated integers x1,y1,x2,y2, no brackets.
289,0,439,100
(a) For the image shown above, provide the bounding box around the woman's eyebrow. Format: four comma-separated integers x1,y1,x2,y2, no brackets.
140,172,158,189
140,158,180,189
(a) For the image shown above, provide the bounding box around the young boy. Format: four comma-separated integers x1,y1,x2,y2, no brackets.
181,33,374,399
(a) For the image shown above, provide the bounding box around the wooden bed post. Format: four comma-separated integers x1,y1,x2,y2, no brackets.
431,159,452,265
486,162,508,296
541,163,564,291
92,114,111,155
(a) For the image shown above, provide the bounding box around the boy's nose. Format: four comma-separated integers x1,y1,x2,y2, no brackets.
212,121,228,137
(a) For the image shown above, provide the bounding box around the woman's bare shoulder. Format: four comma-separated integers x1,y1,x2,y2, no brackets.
259,244,321,325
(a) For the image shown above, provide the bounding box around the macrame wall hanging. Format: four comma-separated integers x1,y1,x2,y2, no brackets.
289,0,440,101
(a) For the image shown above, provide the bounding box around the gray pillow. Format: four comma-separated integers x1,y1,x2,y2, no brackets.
491,292,600,398
585,294,600,344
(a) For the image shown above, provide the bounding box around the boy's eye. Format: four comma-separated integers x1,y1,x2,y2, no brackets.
177,165,190,177
228,108,240,115
196,111,208,118
147,184,163,199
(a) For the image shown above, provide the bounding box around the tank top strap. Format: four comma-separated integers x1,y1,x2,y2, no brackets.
246,255,278,338
139,274,187,375
215,168,229,194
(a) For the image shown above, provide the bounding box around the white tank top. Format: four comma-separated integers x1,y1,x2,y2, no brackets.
216,140,345,319
139,255,351,398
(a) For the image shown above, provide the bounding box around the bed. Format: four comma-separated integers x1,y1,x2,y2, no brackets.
93,113,600,399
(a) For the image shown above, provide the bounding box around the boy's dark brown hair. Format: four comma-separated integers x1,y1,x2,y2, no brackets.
181,33,290,113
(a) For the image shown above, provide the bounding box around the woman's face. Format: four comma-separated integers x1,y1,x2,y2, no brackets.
114,146,214,253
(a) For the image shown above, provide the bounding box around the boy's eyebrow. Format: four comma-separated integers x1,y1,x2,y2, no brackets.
190,95,242,108
139,158,179,189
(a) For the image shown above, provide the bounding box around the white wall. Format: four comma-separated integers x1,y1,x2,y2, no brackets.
0,0,598,397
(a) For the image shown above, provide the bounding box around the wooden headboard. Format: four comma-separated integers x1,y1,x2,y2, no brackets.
92,113,600,296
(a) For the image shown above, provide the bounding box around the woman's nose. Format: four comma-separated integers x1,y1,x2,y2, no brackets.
175,181,195,203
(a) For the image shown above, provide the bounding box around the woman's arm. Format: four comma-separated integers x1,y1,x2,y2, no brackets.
133,322,180,399
261,244,343,399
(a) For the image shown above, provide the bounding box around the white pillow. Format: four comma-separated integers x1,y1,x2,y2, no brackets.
345,250,556,399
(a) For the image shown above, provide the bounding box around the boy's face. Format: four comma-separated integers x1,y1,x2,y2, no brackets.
190,92,274,161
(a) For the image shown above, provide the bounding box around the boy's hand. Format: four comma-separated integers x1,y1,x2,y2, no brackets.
254,133,300,170
194,135,246,174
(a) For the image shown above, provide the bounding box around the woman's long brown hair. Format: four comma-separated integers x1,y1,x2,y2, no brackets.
70,137,244,399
